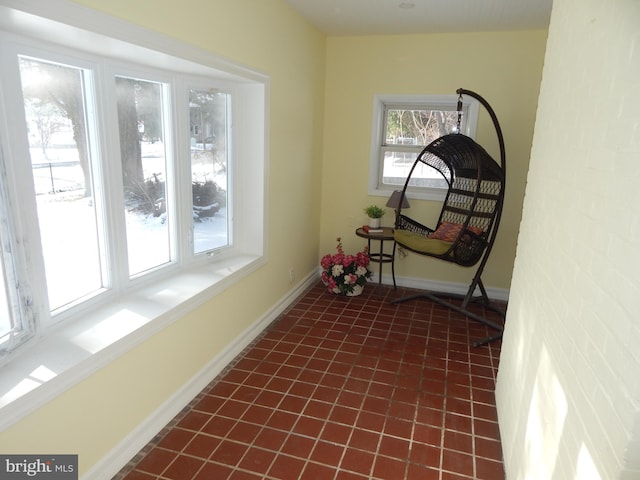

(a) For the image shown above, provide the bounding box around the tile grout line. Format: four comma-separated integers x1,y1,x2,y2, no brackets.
115,282,505,480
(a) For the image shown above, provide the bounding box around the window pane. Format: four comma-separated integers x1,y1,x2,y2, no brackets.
385,108,460,146
116,76,171,276
19,57,104,311
382,107,463,190
382,150,447,189
189,89,229,254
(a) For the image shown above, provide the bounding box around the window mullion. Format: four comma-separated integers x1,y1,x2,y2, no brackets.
381,145,422,154
160,80,179,266
98,64,131,293
172,82,193,265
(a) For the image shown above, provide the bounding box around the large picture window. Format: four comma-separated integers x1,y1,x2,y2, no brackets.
0,13,264,364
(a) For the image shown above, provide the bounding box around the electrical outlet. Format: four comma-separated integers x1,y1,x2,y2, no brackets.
289,268,295,284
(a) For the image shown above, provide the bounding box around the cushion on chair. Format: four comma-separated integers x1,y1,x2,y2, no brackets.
428,221,483,242
394,229,453,255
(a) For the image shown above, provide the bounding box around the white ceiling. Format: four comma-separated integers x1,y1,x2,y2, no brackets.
285,0,553,36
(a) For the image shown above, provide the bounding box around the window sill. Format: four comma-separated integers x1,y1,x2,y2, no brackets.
0,253,264,431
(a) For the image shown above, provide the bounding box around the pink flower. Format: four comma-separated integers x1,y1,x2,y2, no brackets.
320,254,333,270
356,251,369,267
344,273,357,284
343,254,356,267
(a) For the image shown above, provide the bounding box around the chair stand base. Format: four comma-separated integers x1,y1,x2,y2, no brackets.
391,291,505,347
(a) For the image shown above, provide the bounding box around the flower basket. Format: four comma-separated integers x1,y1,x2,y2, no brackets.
320,237,372,296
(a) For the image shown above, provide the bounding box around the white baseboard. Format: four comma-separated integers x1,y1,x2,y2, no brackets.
371,271,510,302
316,264,509,302
83,271,319,480
317,264,509,302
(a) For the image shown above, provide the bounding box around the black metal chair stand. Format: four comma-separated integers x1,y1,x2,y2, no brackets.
390,88,506,347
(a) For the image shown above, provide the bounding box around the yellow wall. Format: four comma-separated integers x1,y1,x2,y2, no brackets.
0,0,326,475
320,31,547,290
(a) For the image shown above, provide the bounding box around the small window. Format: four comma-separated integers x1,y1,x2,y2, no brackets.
369,94,479,200
189,88,230,254
115,75,172,276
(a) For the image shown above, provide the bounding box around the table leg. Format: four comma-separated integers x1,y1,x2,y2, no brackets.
377,239,383,284
391,241,397,289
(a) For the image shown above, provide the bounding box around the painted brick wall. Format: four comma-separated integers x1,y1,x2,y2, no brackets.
495,0,640,478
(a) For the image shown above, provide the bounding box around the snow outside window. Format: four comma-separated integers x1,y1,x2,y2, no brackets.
0,2,266,421
368,94,479,201
189,88,230,254
19,57,107,311
115,75,172,276
0,31,246,360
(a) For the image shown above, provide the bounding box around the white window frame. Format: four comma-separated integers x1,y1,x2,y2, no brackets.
0,0,267,428
368,94,479,201
181,80,235,259
0,149,37,354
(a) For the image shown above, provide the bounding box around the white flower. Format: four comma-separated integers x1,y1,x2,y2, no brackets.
355,266,368,276
331,264,344,277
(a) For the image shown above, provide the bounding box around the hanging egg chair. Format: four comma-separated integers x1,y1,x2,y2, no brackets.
391,88,506,346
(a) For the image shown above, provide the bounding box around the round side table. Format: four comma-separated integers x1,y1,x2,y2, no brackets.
355,226,397,288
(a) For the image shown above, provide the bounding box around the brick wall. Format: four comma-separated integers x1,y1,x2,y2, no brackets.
495,0,640,478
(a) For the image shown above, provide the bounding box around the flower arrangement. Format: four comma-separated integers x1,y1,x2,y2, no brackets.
320,237,372,296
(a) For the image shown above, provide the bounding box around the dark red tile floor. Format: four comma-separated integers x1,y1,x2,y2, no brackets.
113,281,505,480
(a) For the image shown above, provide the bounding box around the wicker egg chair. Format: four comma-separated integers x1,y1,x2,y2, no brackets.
391,88,506,346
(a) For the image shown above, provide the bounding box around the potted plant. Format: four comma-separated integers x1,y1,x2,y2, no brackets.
364,205,386,228
320,238,372,296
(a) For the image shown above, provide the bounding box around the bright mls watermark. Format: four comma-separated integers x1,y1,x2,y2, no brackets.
0,455,77,479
